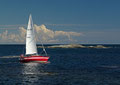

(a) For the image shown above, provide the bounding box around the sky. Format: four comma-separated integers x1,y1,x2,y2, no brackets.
0,0,120,44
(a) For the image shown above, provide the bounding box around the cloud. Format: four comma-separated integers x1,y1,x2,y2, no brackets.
0,24,81,44
0,27,26,43
34,24,81,43
45,24,109,27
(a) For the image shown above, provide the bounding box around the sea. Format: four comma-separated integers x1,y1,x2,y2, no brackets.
0,44,120,85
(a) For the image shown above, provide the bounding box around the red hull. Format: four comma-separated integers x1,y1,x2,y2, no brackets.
19,55,49,63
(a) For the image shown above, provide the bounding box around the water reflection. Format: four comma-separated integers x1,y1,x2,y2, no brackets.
21,62,52,84
22,63,39,74
21,63,40,84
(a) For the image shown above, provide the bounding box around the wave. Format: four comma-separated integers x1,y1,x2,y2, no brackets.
22,72,56,75
0,56,19,58
100,65,119,69
38,44,110,49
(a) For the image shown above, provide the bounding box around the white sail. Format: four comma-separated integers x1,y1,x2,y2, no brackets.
26,14,37,55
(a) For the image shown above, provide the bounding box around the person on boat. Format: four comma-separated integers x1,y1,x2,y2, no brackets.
20,54,24,57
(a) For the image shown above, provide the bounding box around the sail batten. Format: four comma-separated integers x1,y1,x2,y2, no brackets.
26,14,37,55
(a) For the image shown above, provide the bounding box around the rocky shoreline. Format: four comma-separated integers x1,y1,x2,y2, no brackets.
38,44,110,49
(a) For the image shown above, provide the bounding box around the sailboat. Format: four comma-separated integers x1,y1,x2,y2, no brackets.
19,14,49,63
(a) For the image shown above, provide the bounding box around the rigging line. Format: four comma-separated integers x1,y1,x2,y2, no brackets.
37,33,48,56
40,38,48,56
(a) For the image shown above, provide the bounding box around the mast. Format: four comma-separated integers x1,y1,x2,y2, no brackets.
26,14,38,55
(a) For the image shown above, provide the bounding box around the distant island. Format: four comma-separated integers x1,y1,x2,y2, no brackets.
38,44,110,49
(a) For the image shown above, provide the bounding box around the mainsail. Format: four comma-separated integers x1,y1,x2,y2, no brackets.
26,14,37,55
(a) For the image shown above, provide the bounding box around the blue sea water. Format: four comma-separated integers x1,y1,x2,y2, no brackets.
0,44,120,85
